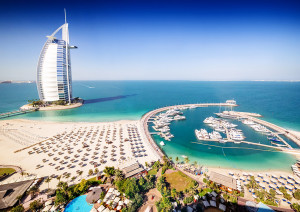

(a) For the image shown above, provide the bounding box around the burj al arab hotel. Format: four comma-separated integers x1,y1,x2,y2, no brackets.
37,11,77,103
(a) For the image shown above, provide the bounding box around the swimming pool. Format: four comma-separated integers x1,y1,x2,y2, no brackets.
65,195,94,212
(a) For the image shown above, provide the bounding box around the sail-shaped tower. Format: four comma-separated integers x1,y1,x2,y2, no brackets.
37,11,77,103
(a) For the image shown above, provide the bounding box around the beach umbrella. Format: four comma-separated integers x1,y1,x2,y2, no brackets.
272,174,278,179
287,180,294,184
271,179,277,184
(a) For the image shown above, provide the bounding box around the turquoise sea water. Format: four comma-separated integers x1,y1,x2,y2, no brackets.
1,81,300,171
64,195,93,212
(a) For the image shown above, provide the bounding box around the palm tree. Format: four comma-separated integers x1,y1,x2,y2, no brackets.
115,169,124,181
29,186,39,199
162,156,168,164
184,156,190,164
145,162,149,168
78,171,83,180
65,173,71,180
248,176,258,190
193,161,197,167
175,156,179,164
45,177,52,189
57,175,62,182
103,166,115,181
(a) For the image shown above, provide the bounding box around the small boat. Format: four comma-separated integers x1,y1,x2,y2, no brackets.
160,141,165,146
268,136,281,142
219,139,228,143
182,155,187,158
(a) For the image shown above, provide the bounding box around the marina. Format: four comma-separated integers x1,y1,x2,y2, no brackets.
141,101,300,171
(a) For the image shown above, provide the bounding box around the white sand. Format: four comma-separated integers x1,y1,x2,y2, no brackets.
0,119,160,189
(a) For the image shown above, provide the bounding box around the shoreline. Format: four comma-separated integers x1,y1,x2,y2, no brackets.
1,103,300,188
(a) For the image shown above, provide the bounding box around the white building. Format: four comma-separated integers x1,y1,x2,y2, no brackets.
37,11,77,103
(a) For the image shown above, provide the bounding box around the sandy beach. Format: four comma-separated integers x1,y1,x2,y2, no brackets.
0,119,160,189
1,116,300,192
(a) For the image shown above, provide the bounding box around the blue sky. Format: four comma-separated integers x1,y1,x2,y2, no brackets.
0,0,300,80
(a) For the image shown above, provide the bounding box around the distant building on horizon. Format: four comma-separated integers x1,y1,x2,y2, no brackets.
36,11,77,103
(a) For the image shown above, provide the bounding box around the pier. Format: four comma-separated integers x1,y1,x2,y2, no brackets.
0,109,38,119
227,111,296,149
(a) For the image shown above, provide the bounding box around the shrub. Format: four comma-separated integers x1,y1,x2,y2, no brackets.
294,189,300,200
29,199,43,211
162,166,167,175
292,203,300,212
11,205,25,212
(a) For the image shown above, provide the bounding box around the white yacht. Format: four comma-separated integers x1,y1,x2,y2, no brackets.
160,141,165,146
195,129,209,140
229,128,245,141
203,117,215,124
242,119,255,125
174,115,186,120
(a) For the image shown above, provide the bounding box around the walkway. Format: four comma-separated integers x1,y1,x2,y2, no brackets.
138,188,162,212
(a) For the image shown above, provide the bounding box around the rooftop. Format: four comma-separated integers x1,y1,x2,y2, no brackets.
0,180,34,209
209,171,237,190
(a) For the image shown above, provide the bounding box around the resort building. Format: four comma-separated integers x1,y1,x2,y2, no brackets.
209,171,237,192
0,180,34,210
36,12,77,103
121,162,147,179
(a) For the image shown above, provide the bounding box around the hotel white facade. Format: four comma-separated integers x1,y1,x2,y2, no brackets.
37,16,77,103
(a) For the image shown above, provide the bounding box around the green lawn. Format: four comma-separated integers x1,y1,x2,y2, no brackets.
0,168,15,177
148,169,157,176
165,171,194,192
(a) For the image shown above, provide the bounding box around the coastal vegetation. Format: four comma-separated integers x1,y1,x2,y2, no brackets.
292,203,300,212
0,167,15,178
27,99,67,107
294,189,300,200
54,178,101,206
245,176,278,206
29,199,43,211
11,205,25,212
27,99,44,107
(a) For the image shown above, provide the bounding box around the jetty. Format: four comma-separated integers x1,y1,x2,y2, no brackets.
0,109,38,119
220,111,297,149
